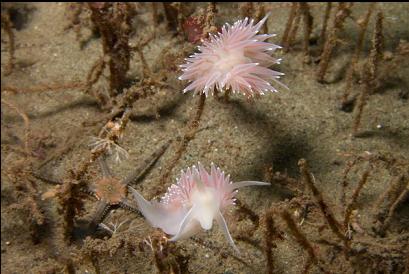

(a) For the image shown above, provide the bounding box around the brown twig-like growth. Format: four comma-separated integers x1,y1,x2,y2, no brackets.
151,2,159,28
340,158,358,210
2,99,48,243
89,3,134,97
372,173,409,235
280,209,325,272
254,3,268,34
341,3,375,110
264,210,279,274
282,3,301,53
318,3,332,51
1,99,30,155
299,3,313,63
202,2,217,37
298,159,346,242
317,3,353,83
365,11,384,94
6,170,46,244
64,3,88,47
134,38,155,80
84,57,109,107
163,2,179,32
238,2,268,34
351,73,369,136
276,154,409,273
1,8,15,75
264,166,303,196
343,164,371,231
85,57,106,95
235,198,259,227
1,81,85,94
382,181,409,231
352,11,384,136
239,2,254,18
281,3,298,49
57,149,105,242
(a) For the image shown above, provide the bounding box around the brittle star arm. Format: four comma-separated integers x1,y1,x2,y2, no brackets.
89,200,112,231
118,198,143,217
88,198,141,232
121,139,171,187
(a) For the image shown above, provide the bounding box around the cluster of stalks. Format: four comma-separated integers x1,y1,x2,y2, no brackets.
261,154,408,273
281,3,407,136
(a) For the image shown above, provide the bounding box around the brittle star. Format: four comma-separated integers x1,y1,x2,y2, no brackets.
86,140,171,232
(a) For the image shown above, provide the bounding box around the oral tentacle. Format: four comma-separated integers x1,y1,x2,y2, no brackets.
169,205,196,241
229,180,270,191
216,211,240,254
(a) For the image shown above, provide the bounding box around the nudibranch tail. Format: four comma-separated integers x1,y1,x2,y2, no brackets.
130,187,188,235
131,187,156,219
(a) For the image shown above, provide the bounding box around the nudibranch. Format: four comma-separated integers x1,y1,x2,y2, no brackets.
178,13,286,97
130,163,269,253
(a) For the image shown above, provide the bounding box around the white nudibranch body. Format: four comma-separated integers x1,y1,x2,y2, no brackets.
130,163,269,253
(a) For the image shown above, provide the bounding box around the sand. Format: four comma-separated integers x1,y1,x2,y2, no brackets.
1,3,408,274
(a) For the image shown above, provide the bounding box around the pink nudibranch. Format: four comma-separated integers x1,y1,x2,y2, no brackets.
130,162,270,253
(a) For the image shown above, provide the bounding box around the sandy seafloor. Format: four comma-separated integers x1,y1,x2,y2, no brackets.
1,2,409,274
